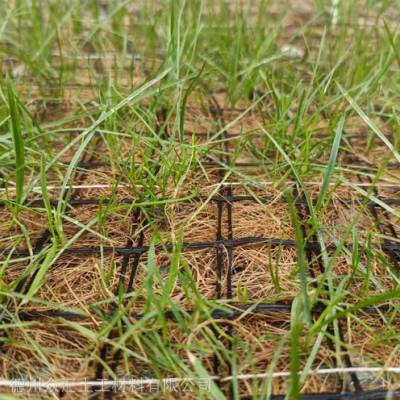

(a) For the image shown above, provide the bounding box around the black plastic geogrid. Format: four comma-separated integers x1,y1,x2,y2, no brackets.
0,106,399,400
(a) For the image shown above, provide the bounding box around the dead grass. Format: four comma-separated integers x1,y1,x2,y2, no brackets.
0,207,48,250
1,321,96,380
230,245,298,302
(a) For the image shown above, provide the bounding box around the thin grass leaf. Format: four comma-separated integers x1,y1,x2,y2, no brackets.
287,296,304,400
339,83,400,163
316,115,345,210
179,64,204,141
6,77,25,206
340,177,400,218
40,155,56,240
286,191,311,326
22,242,58,304
187,352,225,400
383,19,400,69
311,288,400,334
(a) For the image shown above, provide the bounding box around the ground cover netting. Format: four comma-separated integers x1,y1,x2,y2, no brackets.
1,1,400,399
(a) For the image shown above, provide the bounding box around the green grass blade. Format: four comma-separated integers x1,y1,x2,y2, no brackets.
6,77,25,206
316,115,345,211
187,352,225,400
286,191,311,326
383,19,400,69
287,296,304,400
22,242,58,303
339,83,400,163
40,155,56,240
